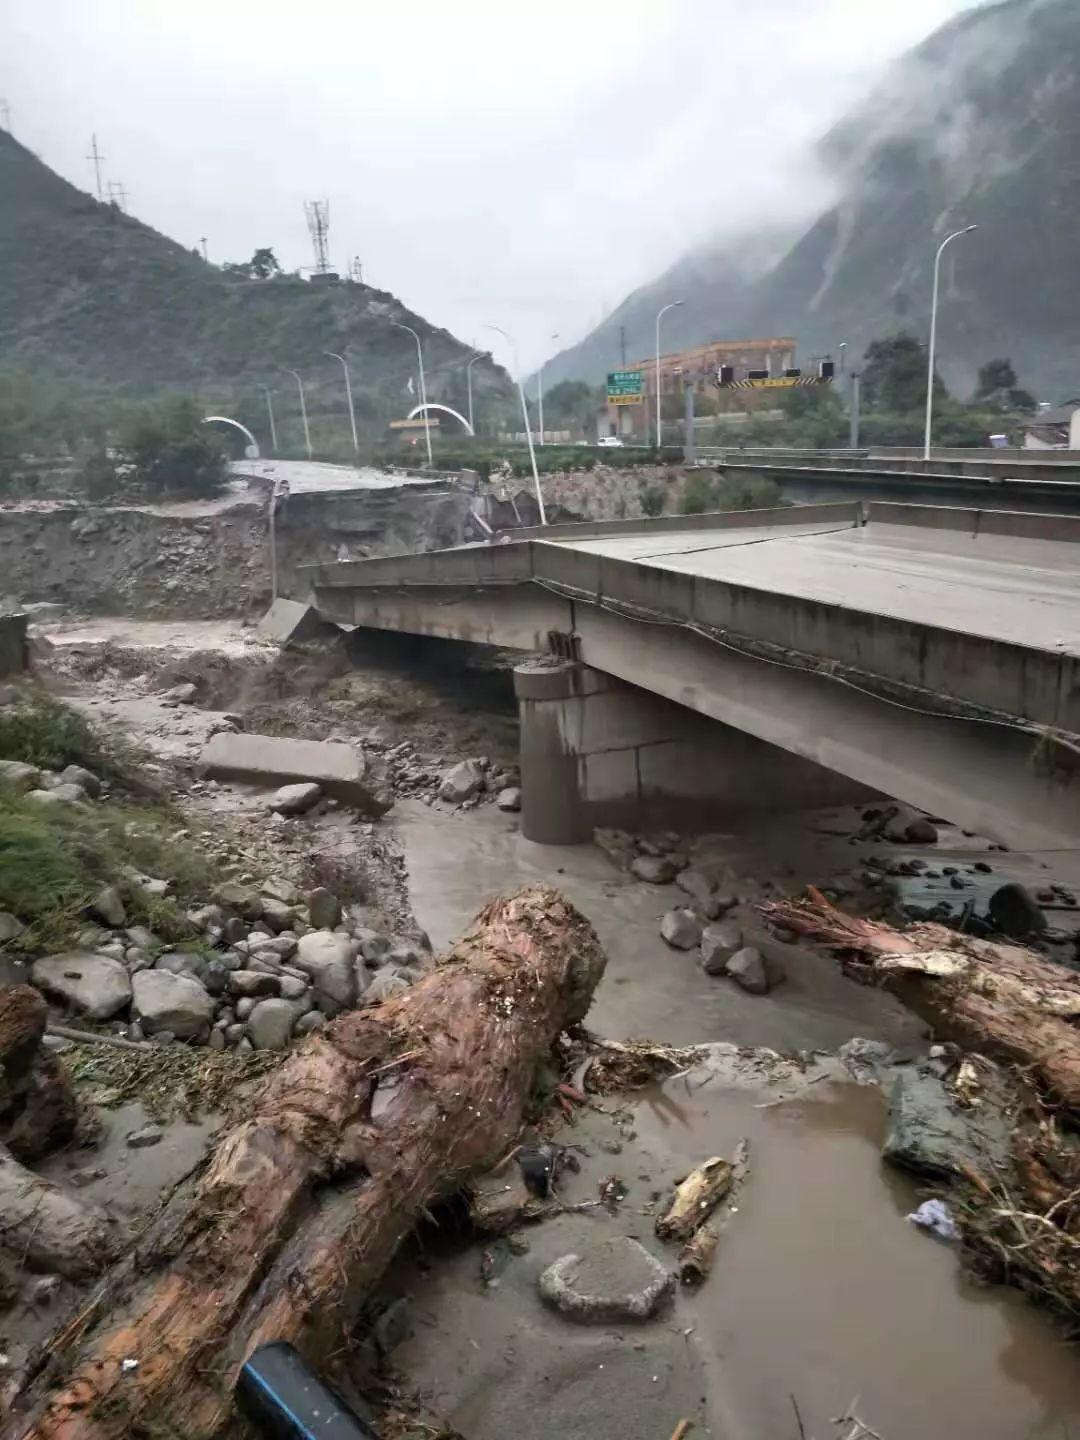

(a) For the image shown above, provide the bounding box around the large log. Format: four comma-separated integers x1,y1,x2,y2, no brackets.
762,887,1080,1112
15,885,605,1440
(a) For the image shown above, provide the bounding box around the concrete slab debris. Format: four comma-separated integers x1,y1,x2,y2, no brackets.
257,598,336,647
199,731,391,814
539,1236,674,1323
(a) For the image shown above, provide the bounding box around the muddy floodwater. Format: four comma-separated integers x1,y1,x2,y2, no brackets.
391,801,1080,1440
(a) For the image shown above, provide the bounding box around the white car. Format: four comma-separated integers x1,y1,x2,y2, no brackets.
596,436,624,448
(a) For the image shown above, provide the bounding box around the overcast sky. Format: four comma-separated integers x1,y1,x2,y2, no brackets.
5,0,979,373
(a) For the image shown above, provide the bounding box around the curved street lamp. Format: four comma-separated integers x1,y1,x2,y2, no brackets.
465,352,483,435
323,351,358,454
256,385,277,454
284,369,312,459
924,225,977,460
391,322,432,466
655,301,684,448
484,323,546,526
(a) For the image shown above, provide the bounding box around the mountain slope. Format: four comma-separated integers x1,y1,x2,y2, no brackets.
548,0,1080,399
0,130,509,405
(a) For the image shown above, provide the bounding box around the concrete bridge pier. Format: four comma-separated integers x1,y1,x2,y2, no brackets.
514,658,873,845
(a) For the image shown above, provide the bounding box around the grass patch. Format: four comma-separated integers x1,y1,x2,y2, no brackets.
0,695,139,788
0,780,217,955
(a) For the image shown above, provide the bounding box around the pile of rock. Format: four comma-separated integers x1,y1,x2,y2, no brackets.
362,737,520,812
0,757,103,808
28,876,431,1052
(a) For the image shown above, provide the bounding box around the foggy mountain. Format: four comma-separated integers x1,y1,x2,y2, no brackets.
543,0,1080,400
0,129,508,402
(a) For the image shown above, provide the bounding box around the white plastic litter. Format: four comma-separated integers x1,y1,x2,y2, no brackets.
907,1198,960,1242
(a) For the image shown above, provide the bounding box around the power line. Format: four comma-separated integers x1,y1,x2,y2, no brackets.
86,133,105,200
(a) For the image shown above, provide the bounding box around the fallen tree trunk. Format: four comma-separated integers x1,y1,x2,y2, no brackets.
15,885,605,1440
763,887,1080,1112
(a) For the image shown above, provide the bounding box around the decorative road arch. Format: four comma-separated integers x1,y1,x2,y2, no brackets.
203,415,260,458
406,402,474,436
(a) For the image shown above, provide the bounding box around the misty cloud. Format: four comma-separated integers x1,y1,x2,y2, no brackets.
3,0,979,371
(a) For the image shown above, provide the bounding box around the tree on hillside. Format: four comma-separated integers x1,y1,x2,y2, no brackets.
974,357,1035,413
222,248,281,280
861,332,938,412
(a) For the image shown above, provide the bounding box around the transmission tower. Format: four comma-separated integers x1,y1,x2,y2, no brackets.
350,255,363,284
304,200,331,275
107,180,127,213
0,100,11,134
86,134,105,200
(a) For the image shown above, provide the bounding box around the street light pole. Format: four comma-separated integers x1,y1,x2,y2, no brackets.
323,351,358,454
391,321,432,466
484,323,546,526
537,332,559,445
465,352,482,435
257,384,278,454
838,342,847,375
924,225,977,461
655,301,683,449
284,369,312,459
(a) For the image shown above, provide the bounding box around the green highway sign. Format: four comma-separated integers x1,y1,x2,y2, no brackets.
607,369,644,401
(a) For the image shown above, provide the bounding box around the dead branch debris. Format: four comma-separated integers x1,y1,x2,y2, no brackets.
762,886,1080,1328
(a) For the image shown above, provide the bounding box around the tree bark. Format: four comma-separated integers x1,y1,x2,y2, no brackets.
0,1145,121,1281
763,887,1080,1112
14,885,605,1440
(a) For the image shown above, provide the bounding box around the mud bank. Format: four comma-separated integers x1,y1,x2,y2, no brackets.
0,478,472,618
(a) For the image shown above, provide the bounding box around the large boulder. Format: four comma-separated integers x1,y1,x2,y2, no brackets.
496,786,522,812
438,759,486,805
630,855,677,885
989,882,1047,939
539,1238,673,1323
660,909,702,951
725,946,770,994
269,782,322,816
32,952,132,1020
0,760,42,793
59,765,101,798
294,932,357,1008
246,998,297,1051
132,969,214,1040
700,920,743,975
307,887,341,930
213,881,264,921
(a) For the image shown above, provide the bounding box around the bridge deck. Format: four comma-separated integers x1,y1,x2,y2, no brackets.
550,510,1080,660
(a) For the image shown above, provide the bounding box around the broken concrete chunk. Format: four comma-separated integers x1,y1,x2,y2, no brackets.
269,782,322,816
725,946,770,994
438,759,486,805
539,1237,673,1323
700,920,743,975
630,855,677,885
660,908,702,951
256,598,335,647
200,731,390,814
32,952,132,1020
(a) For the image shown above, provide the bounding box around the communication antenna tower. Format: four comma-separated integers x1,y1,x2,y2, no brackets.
304,200,331,275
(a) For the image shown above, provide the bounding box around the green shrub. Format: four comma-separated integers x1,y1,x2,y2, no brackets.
640,484,665,517
680,473,718,514
0,697,124,779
